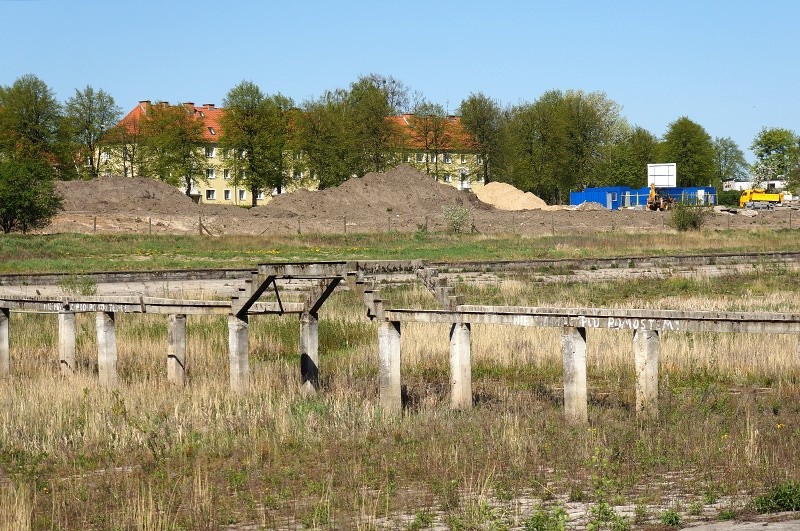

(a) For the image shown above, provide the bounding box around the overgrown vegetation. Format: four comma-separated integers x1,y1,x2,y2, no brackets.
669,203,710,231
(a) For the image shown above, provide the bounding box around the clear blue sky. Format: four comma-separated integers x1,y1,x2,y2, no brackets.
1,0,796,161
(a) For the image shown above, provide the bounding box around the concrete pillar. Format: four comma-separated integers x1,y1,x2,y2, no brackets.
300,312,319,391
634,328,660,418
167,314,187,385
96,312,117,386
227,314,249,393
58,311,76,376
449,322,472,410
377,320,402,412
561,326,588,424
0,308,9,378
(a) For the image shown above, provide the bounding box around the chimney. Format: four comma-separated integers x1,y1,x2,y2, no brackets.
203,103,215,109
183,102,195,109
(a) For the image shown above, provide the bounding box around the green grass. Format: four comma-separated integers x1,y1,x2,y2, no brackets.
1,229,800,273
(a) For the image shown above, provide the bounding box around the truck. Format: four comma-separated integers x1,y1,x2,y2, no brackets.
739,189,785,209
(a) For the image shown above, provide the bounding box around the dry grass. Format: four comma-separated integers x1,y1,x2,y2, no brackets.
1,269,799,528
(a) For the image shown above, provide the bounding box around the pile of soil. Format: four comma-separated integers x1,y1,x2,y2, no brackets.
56,176,199,215
473,182,548,210
573,201,606,211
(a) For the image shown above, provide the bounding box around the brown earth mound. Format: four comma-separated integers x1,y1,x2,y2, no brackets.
56,176,199,215
473,182,548,210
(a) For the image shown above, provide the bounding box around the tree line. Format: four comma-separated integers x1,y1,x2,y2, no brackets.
1,73,799,230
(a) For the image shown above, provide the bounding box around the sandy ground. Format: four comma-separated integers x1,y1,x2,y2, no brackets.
47,166,798,236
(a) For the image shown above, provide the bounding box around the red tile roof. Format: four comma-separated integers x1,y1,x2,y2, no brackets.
116,101,223,142
388,114,477,151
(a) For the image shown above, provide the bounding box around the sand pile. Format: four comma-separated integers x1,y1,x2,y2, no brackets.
56,176,199,215
474,182,548,210
573,201,606,211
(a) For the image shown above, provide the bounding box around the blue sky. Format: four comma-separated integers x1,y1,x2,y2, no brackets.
1,0,796,161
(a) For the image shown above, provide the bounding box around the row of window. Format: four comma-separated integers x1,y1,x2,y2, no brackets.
206,168,304,180
205,188,266,201
406,153,470,164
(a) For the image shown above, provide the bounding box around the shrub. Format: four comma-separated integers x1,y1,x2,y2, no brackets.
752,481,800,513
659,508,682,527
524,503,568,531
442,204,471,233
669,204,709,232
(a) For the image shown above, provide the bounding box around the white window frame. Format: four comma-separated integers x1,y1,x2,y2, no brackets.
206,168,215,179
223,169,231,180
444,153,452,164
238,189,246,201
205,189,216,201
460,153,467,164
205,147,214,158
224,189,231,201
415,153,424,163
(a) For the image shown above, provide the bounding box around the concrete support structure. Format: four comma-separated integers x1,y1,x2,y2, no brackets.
377,320,402,412
58,311,76,376
449,322,472,410
634,328,660,418
96,311,117,386
167,314,187,385
561,326,588,424
227,314,249,393
300,312,320,391
0,308,8,378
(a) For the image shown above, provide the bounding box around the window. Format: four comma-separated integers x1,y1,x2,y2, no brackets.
444,174,452,183
404,153,412,163
205,189,216,201
293,170,302,179
224,189,231,201
223,169,230,180
460,154,467,164
205,147,214,158
429,153,437,163
415,153,424,163
238,190,246,201
444,153,452,164
208,127,216,136
206,168,215,179
256,191,265,200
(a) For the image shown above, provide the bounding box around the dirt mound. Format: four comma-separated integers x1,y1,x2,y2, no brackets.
573,201,606,211
56,176,199,215
254,165,488,221
474,182,547,210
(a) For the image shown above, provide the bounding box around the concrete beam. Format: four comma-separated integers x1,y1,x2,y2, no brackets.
167,314,187,385
227,314,249,393
0,308,8,378
58,311,76,376
300,311,319,391
449,322,472,410
377,320,402,413
634,328,659,418
561,326,588,424
96,312,117,386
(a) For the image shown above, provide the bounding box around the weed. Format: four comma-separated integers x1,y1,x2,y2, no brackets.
405,510,434,530
751,481,800,513
669,204,710,231
523,503,568,531
717,508,737,520
441,205,470,234
659,508,682,527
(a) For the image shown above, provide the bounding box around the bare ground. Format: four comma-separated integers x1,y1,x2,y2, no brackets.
49,165,795,236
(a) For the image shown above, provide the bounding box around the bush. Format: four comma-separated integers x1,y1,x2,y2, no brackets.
669,204,709,232
752,481,800,513
442,204,471,233
717,189,741,207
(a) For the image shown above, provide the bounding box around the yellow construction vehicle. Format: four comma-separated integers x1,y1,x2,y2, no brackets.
739,189,784,209
646,183,674,211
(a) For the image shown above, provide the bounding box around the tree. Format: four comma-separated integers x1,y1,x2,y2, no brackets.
712,137,748,186
299,89,360,189
348,76,400,173
0,75,75,178
597,125,660,188
361,73,417,114
409,101,450,179
659,117,715,187
459,92,503,183
0,159,61,233
64,86,122,178
220,81,294,205
138,103,207,194
750,127,799,181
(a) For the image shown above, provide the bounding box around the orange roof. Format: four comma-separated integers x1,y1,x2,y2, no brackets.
116,101,223,142
115,104,476,150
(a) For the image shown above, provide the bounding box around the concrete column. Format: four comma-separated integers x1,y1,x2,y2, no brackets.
0,308,9,378
96,312,117,386
634,328,660,418
227,314,249,393
377,320,402,412
561,326,588,424
58,311,77,376
449,322,472,410
167,314,187,385
300,312,319,391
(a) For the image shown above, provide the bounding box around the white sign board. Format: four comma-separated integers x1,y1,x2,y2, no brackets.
647,163,677,188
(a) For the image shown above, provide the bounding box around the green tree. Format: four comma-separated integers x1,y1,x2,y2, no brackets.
712,136,748,186
0,75,75,178
750,127,799,180
221,81,294,205
597,125,660,188
459,92,503,183
348,76,400,173
659,117,715,187
0,159,61,233
299,89,360,189
64,86,122,179
409,101,451,179
138,103,207,194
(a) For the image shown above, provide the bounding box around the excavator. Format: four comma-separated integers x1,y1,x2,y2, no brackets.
646,183,674,211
